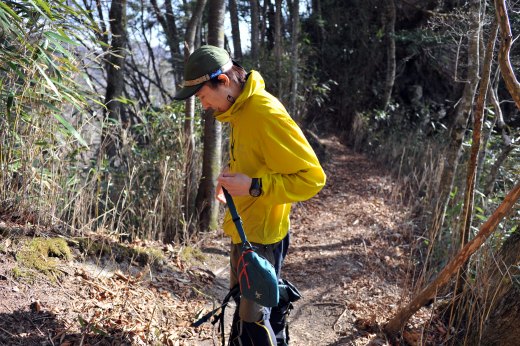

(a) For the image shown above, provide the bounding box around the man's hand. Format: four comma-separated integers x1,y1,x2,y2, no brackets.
215,167,229,203
217,172,252,199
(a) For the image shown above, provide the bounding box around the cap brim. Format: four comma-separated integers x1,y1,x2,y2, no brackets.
173,84,203,100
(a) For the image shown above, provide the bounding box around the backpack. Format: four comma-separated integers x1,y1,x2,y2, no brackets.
271,279,302,345
223,188,279,307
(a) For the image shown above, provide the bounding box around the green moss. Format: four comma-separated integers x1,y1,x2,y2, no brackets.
14,237,71,280
180,246,206,264
11,267,25,278
11,266,35,282
133,246,165,266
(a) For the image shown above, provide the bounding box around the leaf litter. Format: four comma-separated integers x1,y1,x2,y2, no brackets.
0,137,443,345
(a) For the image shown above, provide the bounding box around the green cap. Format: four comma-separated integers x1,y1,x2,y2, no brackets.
174,45,233,100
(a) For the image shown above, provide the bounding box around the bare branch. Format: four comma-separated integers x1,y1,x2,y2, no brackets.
494,0,520,109
385,181,520,337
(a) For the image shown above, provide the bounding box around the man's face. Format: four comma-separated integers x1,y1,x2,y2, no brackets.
195,83,232,113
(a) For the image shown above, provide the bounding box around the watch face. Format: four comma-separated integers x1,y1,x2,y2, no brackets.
250,188,261,197
249,178,262,197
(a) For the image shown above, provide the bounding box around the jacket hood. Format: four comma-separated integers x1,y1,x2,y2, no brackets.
214,70,265,123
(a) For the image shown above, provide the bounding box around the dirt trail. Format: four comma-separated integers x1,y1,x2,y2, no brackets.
199,137,415,345
0,136,415,346
285,138,413,345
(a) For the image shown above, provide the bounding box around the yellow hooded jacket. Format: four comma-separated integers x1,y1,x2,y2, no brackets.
214,71,326,245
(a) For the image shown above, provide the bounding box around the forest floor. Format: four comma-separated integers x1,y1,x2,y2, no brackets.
0,136,441,345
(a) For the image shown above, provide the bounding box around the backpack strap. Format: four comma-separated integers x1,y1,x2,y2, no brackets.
222,188,249,245
216,285,240,346
191,285,240,329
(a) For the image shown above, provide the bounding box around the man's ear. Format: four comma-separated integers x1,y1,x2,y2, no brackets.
217,74,230,85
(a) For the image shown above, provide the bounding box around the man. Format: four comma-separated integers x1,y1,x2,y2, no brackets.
175,45,326,345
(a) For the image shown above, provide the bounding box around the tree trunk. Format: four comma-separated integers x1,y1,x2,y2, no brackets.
494,0,520,109
460,20,497,257
229,0,243,59
250,0,260,65
478,231,520,345
384,181,520,337
311,0,324,59
150,0,181,90
448,19,498,331
289,0,299,119
429,0,480,256
195,0,225,232
261,0,271,51
164,0,181,58
476,79,499,190
101,0,128,161
274,0,283,97
381,0,396,111
482,0,520,196
480,284,520,346
171,0,207,243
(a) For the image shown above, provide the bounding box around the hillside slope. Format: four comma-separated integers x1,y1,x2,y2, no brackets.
0,136,422,345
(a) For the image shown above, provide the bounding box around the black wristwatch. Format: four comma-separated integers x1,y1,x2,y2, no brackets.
249,177,262,197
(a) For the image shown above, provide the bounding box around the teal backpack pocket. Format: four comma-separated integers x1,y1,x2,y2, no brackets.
223,188,280,307
237,242,279,307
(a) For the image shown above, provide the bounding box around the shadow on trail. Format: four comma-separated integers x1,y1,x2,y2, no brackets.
278,138,411,345
0,309,133,346
200,244,229,257
285,234,406,287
